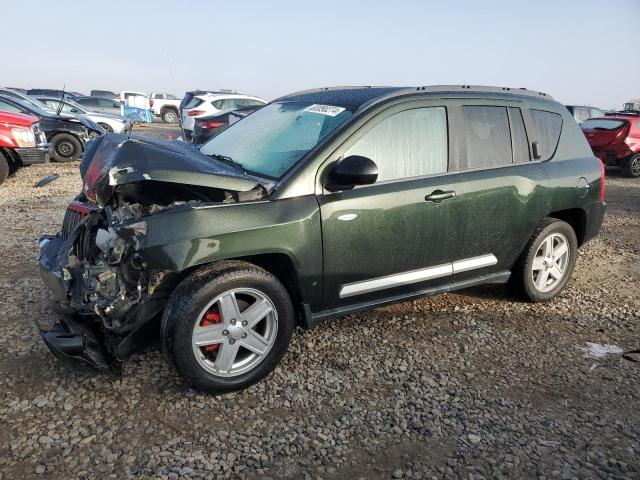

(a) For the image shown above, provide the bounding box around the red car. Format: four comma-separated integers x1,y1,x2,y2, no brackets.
0,110,50,185
581,113,640,177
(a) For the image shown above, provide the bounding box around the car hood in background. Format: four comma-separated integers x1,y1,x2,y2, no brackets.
80,134,271,205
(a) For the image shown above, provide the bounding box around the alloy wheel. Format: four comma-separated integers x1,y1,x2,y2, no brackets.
191,288,278,377
56,141,74,158
531,233,570,293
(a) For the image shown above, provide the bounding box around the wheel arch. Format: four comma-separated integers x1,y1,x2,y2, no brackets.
160,105,179,114
547,208,587,247
176,253,308,327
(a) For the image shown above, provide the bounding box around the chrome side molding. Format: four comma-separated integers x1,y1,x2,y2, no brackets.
339,254,498,298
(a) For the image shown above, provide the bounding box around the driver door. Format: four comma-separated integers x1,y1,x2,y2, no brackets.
318,103,462,309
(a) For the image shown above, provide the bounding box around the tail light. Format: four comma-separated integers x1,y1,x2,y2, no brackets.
201,121,224,129
598,158,606,201
149,99,154,108
188,110,206,117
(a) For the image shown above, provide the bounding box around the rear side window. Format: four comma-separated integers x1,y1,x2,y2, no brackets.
508,107,530,163
344,107,448,182
185,97,203,109
212,99,231,110
529,110,563,161
462,106,512,168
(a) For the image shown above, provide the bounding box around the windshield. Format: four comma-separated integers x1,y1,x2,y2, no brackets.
199,101,353,178
581,119,626,130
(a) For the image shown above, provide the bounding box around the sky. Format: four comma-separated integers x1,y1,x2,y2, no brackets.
3,0,639,109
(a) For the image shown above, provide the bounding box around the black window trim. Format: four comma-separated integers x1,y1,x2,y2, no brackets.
526,108,564,162
507,106,531,164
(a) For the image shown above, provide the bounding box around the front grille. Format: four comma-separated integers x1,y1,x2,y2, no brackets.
62,201,96,240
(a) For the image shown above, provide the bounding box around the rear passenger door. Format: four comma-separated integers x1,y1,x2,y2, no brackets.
444,101,547,283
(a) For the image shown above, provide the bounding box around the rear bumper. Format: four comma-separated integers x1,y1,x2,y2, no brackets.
583,200,606,244
15,145,51,165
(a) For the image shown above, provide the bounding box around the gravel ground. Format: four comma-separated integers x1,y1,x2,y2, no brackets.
0,130,639,479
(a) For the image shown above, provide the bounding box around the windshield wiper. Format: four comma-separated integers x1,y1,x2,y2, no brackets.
209,153,246,173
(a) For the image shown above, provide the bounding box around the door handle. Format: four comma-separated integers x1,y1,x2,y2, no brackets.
425,190,456,202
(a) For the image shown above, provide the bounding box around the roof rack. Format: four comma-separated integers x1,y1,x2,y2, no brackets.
412,85,552,99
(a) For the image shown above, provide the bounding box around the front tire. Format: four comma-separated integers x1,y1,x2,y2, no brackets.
161,261,294,393
622,153,640,178
51,133,82,162
0,151,9,185
510,218,578,302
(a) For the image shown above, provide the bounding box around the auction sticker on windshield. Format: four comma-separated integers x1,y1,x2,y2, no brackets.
304,104,346,117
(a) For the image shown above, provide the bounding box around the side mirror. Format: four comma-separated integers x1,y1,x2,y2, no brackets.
327,155,378,190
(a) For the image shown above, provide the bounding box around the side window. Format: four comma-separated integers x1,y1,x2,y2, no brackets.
529,110,563,161
576,107,590,123
344,107,448,182
508,107,530,163
0,100,22,113
589,108,603,118
462,106,512,168
212,99,230,110
98,99,113,107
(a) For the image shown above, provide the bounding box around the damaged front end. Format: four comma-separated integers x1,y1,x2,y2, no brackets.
38,134,270,369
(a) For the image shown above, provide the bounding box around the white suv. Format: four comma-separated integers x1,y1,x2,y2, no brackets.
180,91,266,137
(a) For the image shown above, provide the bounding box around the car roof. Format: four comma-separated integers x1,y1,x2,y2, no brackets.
275,85,555,110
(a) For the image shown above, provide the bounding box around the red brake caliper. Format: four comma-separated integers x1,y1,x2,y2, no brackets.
200,311,222,352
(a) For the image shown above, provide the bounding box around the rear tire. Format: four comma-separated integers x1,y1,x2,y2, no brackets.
509,218,578,302
51,133,82,162
0,151,10,185
162,109,178,123
161,261,294,393
622,153,640,178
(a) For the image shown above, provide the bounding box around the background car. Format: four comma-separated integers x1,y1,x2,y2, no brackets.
116,90,152,110
192,104,262,144
150,93,181,123
0,110,50,184
581,112,640,177
75,96,123,116
35,96,131,133
565,105,605,124
0,94,103,162
180,91,266,139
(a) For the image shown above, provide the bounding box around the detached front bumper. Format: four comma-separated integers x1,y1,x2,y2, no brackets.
15,144,51,165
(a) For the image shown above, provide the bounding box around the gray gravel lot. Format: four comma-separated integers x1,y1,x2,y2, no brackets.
0,127,639,479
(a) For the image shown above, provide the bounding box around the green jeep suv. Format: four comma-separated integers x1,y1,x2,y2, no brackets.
39,85,606,392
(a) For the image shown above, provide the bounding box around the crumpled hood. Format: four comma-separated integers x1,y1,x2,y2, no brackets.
80,134,271,205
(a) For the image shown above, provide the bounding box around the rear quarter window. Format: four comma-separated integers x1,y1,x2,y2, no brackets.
529,110,563,161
